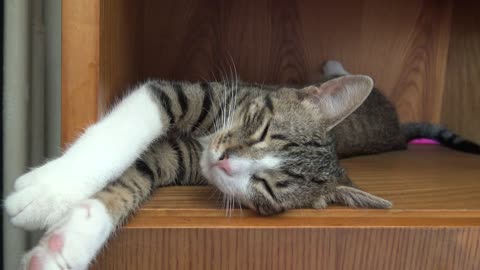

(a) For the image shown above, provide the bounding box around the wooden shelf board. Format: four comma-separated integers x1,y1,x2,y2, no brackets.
123,145,480,228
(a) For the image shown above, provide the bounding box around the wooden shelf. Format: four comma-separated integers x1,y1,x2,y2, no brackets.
124,145,480,228
91,145,480,269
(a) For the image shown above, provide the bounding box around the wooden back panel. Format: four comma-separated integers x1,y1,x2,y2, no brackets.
62,0,479,145
141,0,451,124
441,1,480,142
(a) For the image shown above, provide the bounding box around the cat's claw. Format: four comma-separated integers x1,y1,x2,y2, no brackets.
5,159,94,230
20,200,113,270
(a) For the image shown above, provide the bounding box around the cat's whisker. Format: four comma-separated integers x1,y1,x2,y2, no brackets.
229,58,238,127
208,187,220,200
210,189,222,206
210,67,220,83
227,52,239,129
221,80,228,131
193,125,209,137
228,195,232,217
222,55,230,128
222,193,227,216
226,194,230,217
215,63,225,132
215,190,223,206
230,82,238,128
236,197,243,216
230,195,234,217
223,54,235,130
230,86,238,128
204,91,221,133
218,63,230,131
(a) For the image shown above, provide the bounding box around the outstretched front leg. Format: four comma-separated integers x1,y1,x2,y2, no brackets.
5,84,165,230
19,137,206,270
5,80,221,230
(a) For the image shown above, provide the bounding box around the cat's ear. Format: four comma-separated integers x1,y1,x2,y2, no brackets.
312,186,391,209
300,75,374,131
330,185,392,209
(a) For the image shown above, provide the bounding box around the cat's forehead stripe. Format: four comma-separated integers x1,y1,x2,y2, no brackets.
264,94,274,112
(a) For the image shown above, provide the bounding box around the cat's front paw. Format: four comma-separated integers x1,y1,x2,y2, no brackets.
20,200,113,270
5,159,94,230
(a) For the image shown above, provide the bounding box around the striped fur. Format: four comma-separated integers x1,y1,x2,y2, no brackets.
95,136,206,225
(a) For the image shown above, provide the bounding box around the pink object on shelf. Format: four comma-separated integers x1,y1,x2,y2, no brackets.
408,138,440,145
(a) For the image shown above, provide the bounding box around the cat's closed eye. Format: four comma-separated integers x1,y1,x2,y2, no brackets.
252,175,277,200
275,180,290,188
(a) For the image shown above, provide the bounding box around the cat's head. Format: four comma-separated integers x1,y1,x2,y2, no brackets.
200,75,392,215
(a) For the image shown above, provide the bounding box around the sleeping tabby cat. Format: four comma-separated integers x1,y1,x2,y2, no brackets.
5,61,480,270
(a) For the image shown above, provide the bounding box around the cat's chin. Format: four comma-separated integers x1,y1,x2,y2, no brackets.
205,168,252,206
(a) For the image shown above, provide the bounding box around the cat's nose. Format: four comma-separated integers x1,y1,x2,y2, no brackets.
214,159,232,176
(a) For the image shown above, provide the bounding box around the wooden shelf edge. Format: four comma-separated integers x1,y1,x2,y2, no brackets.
124,209,480,229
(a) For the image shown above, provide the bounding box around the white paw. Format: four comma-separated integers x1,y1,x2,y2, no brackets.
322,60,349,77
5,158,95,230
20,200,113,270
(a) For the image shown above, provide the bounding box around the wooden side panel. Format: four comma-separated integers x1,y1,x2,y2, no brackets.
61,0,100,145
99,0,144,113
441,0,480,143
141,0,452,123
62,0,144,145
91,227,480,270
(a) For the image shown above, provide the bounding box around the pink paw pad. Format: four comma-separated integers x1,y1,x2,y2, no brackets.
48,233,64,252
28,255,43,270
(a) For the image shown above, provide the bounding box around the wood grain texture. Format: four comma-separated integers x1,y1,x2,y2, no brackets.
90,145,480,269
441,0,480,143
63,0,479,143
139,0,452,123
91,227,480,270
99,0,144,113
65,0,479,144
61,0,100,146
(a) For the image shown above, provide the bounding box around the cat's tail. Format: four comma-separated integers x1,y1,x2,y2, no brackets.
401,122,480,154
